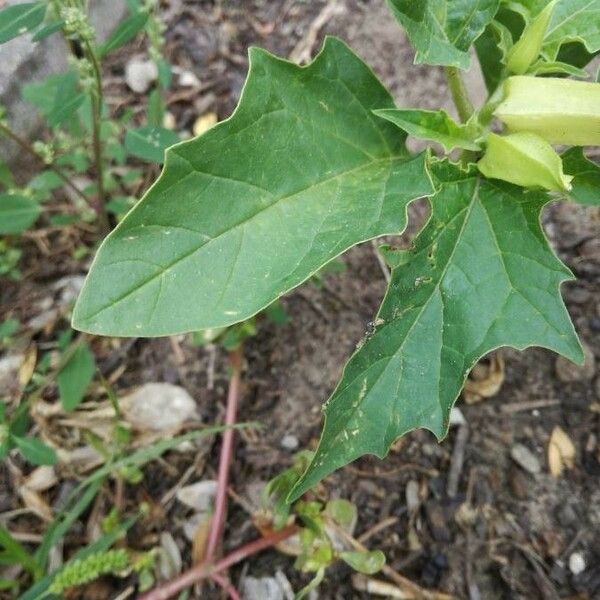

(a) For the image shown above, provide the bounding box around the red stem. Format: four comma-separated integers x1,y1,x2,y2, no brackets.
138,525,298,600
205,346,244,562
210,573,242,600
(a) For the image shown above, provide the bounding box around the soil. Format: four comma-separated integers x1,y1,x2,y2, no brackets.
1,1,599,599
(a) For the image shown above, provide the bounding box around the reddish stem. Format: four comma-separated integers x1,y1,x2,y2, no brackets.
139,525,298,600
210,573,242,600
205,346,244,562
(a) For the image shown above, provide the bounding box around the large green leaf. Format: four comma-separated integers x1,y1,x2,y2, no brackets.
290,163,582,500
387,0,501,69
73,37,434,336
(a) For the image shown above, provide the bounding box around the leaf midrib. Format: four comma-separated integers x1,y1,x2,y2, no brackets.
81,155,406,324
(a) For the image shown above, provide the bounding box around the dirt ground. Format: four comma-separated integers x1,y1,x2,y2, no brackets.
1,1,600,599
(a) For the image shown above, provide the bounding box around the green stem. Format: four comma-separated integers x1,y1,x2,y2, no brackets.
444,66,474,123
83,39,110,235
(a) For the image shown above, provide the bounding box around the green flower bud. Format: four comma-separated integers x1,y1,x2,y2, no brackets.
506,0,558,75
477,132,573,192
495,76,600,146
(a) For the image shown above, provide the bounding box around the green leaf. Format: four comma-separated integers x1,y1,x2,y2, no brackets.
124,126,179,163
13,436,58,466
72,37,435,336
0,2,46,44
475,20,513,92
290,163,583,500
543,0,600,61
0,525,38,576
47,93,86,128
56,343,96,411
98,11,149,58
0,194,41,234
374,108,481,152
562,148,600,206
527,59,588,78
387,0,501,69
339,550,386,574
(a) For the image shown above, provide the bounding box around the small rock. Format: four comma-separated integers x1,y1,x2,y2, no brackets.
53,275,85,307
176,480,217,512
280,434,299,451
511,443,541,474
449,406,466,426
568,552,586,575
125,58,158,93
555,343,596,382
0,354,22,391
178,70,200,87
158,532,182,580
121,383,199,432
405,480,420,512
241,573,294,600
27,309,57,330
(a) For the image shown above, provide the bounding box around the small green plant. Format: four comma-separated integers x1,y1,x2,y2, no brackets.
73,0,599,503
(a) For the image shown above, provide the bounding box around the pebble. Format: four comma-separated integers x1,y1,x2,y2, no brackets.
178,70,200,87
280,434,299,451
555,343,596,382
176,480,217,512
449,406,466,426
120,383,199,432
568,552,586,575
405,480,420,512
241,572,294,600
510,443,541,474
0,354,22,390
125,58,158,93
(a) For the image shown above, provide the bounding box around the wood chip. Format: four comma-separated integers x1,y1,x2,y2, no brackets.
548,426,576,477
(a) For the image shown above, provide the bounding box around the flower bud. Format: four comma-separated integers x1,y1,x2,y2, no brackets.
507,0,558,75
495,76,600,146
477,132,573,192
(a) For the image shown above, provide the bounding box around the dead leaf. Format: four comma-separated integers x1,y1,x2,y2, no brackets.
192,112,217,137
548,426,576,477
18,346,37,387
19,487,53,521
191,514,212,565
24,466,57,492
463,352,505,404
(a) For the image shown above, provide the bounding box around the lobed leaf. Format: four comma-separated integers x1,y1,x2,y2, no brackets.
73,37,435,336
374,108,481,152
290,163,582,500
387,0,501,69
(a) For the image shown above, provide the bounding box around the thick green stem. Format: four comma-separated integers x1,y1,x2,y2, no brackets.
444,66,475,123
83,40,110,235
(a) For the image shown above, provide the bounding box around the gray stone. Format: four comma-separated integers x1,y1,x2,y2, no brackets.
510,443,541,475
0,0,128,164
568,552,586,575
280,433,299,451
125,57,158,93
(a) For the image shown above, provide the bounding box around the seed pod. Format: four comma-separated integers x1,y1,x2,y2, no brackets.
495,76,600,146
506,0,558,75
477,132,573,192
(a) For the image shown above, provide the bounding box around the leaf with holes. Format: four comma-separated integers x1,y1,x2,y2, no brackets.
72,37,435,336
387,0,501,69
290,162,582,500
